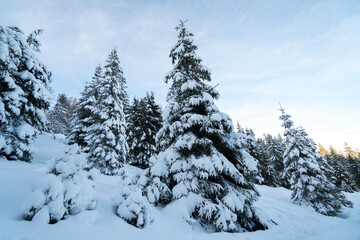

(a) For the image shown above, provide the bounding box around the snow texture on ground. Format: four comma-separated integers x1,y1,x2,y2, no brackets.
0,133,359,240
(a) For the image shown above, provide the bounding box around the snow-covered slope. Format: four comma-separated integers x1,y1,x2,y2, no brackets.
0,133,359,240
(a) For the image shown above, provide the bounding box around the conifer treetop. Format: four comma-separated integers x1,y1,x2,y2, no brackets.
278,104,294,131
165,21,216,102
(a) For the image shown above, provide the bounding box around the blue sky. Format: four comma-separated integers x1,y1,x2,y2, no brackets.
1,0,359,150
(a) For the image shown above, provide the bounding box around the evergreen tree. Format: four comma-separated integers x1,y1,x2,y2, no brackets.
127,92,162,168
279,106,352,216
314,144,337,188
85,49,128,175
47,94,77,135
26,29,44,53
22,145,96,223
326,146,357,192
67,65,102,149
107,47,129,115
265,134,286,187
142,21,268,232
236,125,264,184
0,26,51,162
344,143,360,189
317,143,328,157
256,137,276,186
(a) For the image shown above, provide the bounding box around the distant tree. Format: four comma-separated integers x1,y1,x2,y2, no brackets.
314,144,337,187
0,26,51,161
279,106,352,216
344,143,360,189
317,143,329,157
47,94,77,135
127,92,162,168
326,145,357,192
236,125,264,184
255,137,276,186
262,134,286,187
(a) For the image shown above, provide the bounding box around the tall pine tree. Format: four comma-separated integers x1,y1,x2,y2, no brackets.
85,49,128,175
142,21,268,232
0,26,51,161
279,106,352,216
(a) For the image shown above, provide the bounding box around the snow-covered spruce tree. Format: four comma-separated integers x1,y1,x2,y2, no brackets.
279,106,352,216
113,172,152,228
107,47,129,116
142,21,268,232
325,146,357,192
127,92,162,168
255,136,277,187
47,94,77,135
22,145,96,223
67,65,102,149
264,134,286,187
236,124,264,184
85,49,128,175
344,143,360,190
0,26,51,162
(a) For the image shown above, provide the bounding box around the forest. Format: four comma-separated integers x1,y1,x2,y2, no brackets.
0,21,359,237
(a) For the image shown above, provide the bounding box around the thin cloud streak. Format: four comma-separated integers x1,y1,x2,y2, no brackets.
0,0,359,149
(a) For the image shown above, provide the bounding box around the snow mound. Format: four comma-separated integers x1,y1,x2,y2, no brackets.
21,145,96,223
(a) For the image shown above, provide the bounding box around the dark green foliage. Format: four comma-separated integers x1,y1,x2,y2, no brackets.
127,92,162,168
344,143,360,189
320,145,358,192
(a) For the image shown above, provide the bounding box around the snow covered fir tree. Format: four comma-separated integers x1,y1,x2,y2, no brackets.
67,48,129,175
47,93,77,135
84,49,129,175
22,145,96,223
67,65,102,149
136,21,269,232
322,145,358,192
127,92,162,169
279,106,352,216
263,134,286,187
0,26,51,162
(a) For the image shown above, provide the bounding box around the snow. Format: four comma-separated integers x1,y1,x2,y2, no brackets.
180,81,200,92
16,123,36,139
0,133,359,239
0,41,8,61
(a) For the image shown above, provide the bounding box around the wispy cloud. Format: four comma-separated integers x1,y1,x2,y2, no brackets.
1,0,359,148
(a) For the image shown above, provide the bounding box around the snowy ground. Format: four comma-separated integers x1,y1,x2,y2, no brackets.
0,133,359,240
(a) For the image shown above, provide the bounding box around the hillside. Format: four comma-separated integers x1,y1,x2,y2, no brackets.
0,133,359,240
